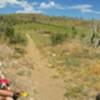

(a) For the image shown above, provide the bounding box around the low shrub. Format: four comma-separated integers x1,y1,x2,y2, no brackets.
6,26,27,45
71,26,78,38
65,56,80,68
50,33,66,45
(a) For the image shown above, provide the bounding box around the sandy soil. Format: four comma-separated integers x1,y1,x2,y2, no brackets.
25,35,66,100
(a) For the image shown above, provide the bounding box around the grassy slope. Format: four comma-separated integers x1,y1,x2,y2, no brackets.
1,14,100,99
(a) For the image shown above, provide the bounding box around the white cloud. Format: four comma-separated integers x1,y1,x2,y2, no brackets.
0,4,5,8
39,1,65,9
16,0,34,13
68,4,100,14
68,4,93,13
0,0,42,13
15,0,42,13
0,0,19,7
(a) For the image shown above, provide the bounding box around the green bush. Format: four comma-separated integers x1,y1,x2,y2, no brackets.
71,26,77,38
50,33,66,45
6,26,14,37
64,55,80,68
6,26,27,45
9,33,27,45
80,33,86,38
0,22,11,34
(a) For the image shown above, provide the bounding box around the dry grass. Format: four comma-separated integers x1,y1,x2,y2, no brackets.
34,38,100,99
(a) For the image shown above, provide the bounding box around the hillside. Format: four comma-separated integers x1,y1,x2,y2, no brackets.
0,14,100,100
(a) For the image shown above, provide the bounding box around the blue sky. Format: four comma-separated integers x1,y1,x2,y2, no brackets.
0,0,100,19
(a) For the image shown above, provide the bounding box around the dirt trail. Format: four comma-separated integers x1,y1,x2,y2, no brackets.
26,35,66,100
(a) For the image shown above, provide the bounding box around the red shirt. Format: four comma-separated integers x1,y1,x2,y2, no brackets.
0,79,9,85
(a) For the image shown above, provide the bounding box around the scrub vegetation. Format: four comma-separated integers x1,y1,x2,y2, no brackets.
0,14,100,100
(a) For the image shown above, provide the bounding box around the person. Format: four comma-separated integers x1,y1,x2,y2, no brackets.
0,79,19,100
96,93,100,100
0,90,19,100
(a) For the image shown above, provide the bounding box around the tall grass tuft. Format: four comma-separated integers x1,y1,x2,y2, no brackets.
6,26,27,46
50,33,67,45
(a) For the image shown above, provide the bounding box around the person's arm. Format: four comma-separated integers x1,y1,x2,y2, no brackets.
0,90,13,97
0,89,19,100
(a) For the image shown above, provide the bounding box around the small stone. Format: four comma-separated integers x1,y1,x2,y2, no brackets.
52,53,56,57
